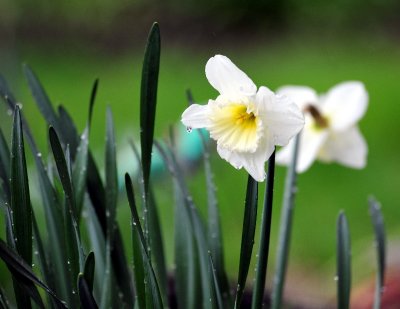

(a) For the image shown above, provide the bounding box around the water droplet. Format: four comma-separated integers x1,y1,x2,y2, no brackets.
67,260,71,265
31,263,35,267
16,103,23,109
37,152,42,158
334,276,339,281
186,126,193,133
7,109,12,116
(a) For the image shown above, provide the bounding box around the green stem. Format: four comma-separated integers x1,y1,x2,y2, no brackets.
251,150,276,309
271,134,300,309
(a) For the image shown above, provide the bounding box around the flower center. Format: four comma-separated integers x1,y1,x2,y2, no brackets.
304,105,329,129
209,103,261,152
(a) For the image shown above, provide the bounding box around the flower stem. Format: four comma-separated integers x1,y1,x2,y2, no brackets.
271,134,300,309
251,150,276,309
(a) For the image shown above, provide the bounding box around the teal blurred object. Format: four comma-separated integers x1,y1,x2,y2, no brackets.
118,125,209,186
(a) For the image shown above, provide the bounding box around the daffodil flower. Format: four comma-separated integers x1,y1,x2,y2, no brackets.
276,81,368,173
181,55,304,181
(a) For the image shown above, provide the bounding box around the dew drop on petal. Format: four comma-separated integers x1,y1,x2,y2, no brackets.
186,126,193,133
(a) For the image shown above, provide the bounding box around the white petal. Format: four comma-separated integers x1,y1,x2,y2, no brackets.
320,81,368,131
217,137,275,181
205,55,257,97
256,86,305,146
276,85,318,110
181,103,210,129
318,126,367,169
296,127,329,173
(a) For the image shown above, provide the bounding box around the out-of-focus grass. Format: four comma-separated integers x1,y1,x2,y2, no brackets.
1,33,400,297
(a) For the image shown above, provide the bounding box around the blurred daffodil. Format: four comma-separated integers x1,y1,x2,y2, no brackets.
181,55,304,181
276,81,368,173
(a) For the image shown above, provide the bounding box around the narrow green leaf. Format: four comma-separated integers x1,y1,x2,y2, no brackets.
155,141,213,309
140,22,160,194
125,173,163,309
72,127,89,219
196,124,231,306
0,129,11,202
110,230,135,307
234,175,258,308
0,286,11,308
105,107,118,240
10,106,32,264
49,126,84,292
23,64,60,134
336,211,351,309
11,106,33,308
173,175,200,309
88,79,99,129
252,151,276,309
78,274,99,309
83,252,95,293
209,254,223,309
57,106,79,159
0,74,17,103
368,197,386,309
0,239,67,308
271,133,300,309
130,141,168,305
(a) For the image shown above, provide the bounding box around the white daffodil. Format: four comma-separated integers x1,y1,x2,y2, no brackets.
276,81,368,173
181,55,304,181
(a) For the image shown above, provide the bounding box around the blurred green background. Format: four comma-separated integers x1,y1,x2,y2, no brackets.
1,0,400,305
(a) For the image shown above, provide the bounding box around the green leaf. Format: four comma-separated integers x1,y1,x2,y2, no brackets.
173,175,200,309
234,175,258,308
140,22,160,195
197,126,231,306
110,230,135,307
49,126,84,293
125,173,163,309
83,252,95,293
0,129,11,203
336,211,351,309
57,106,79,160
252,151,276,309
72,127,89,219
368,197,386,309
23,64,60,134
105,107,118,240
129,141,168,305
10,106,32,265
78,274,99,309
0,286,11,308
0,239,67,308
209,254,223,309
155,141,213,309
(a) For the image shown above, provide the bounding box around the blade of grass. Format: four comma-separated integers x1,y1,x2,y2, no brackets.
234,175,258,308
252,151,276,309
11,106,33,309
129,141,168,305
271,133,300,309
0,239,67,308
0,129,10,203
173,172,200,309
23,64,60,134
368,197,386,309
78,274,99,309
83,252,95,293
209,254,224,309
140,22,160,195
100,107,118,309
125,173,163,309
336,211,351,309
0,286,11,308
49,127,85,295
155,141,213,309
